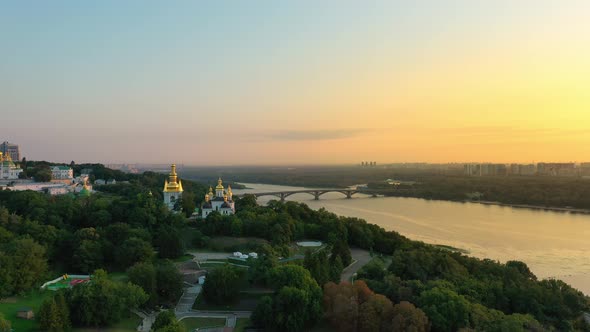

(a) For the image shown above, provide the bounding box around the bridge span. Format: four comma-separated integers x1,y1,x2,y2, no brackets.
235,188,392,201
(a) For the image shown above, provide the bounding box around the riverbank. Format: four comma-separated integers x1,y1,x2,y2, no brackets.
235,183,590,295
473,200,590,215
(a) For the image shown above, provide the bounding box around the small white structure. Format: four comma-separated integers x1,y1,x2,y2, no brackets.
198,276,206,285
240,254,249,259
296,241,323,247
74,175,89,185
47,186,69,195
51,166,74,180
94,179,106,185
233,252,242,257
248,252,258,258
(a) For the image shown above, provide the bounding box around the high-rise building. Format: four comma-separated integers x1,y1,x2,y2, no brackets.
0,141,20,162
464,163,507,176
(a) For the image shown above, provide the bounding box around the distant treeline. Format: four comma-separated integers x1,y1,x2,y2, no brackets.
182,166,590,209
368,175,590,210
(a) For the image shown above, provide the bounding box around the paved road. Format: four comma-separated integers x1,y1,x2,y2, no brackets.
133,309,156,332
341,248,372,282
176,285,202,313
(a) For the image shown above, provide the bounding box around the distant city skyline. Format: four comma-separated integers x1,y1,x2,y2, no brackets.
2,1,590,165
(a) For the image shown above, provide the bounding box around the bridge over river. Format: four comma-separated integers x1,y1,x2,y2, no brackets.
236,188,399,201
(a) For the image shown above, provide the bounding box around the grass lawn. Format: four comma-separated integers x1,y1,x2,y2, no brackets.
234,318,252,332
180,317,226,330
205,236,269,252
0,290,52,332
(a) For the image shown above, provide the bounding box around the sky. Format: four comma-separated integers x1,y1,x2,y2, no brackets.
2,1,590,165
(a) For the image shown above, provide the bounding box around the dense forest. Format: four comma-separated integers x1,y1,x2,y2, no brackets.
200,197,590,331
1,164,589,331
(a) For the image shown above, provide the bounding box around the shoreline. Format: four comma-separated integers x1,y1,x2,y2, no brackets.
235,181,590,215
472,200,590,215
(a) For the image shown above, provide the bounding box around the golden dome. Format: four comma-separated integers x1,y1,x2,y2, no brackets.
215,178,224,190
163,164,183,193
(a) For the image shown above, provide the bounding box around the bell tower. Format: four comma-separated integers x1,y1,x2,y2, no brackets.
163,164,184,210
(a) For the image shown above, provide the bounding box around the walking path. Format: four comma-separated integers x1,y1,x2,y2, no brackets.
174,277,251,332
176,285,202,314
341,248,372,282
133,309,157,332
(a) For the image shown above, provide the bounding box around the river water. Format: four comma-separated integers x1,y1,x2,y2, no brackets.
233,183,590,294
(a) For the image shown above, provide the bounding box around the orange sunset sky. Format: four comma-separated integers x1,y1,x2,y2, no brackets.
1,1,589,164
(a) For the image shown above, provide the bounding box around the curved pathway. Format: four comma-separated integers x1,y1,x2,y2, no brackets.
341,248,372,282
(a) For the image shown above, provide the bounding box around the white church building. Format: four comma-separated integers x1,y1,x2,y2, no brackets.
201,178,235,218
0,152,23,180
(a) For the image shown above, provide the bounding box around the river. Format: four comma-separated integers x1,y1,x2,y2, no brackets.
233,183,590,295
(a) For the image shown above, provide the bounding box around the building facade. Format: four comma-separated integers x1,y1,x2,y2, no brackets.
0,141,20,162
201,178,235,218
0,152,23,180
51,166,74,180
163,164,183,210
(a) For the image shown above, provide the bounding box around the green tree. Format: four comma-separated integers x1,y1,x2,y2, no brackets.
7,237,48,293
248,251,278,286
155,226,184,259
331,239,352,267
0,251,14,297
418,287,471,332
181,191,196,217
55,291,71,330
114,237,154,268
252,296,274,330
273,286,309,332
128,261,158,307
38,297,63,332
329,255,344,283
0,313,11,332
152,310,177,331
260,265,323,331
155,260,184,304
66,269,148,327
35,169,52,182
203,264,241,304
72,239,103,273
